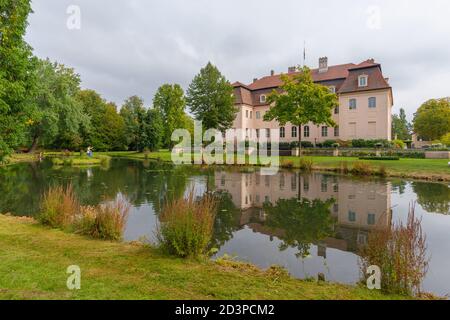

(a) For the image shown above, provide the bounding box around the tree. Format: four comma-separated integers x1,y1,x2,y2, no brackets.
76,90,125,151
264,66,338,155
142,108,163,152
391,108,411,140
413,98,450,141
441,133,450,147
120,96,146,151
27,59,88,152
0,0,37,158
186,62,236,131
153,84,188,148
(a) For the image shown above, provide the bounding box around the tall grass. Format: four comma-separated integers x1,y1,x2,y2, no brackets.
74,199,130,241
156,192,217,258
39,184,79,228
359,203,429,296
298,158,314,171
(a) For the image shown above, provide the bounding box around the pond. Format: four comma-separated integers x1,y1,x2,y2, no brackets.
1,158,449,296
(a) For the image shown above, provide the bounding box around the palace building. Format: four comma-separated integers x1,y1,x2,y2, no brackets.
231,57,393,143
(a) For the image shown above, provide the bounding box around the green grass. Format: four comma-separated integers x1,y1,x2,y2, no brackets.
0,215,412,300
104,151,450,181
51,155,111,166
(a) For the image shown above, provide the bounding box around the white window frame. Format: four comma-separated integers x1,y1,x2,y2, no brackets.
256,111,261,119
321,126,328,137
358,75,368,87
260,95,267,103
303,126,310,138
280,127,286,138
291,126,298,138
328,86,336,93
349,98,357,110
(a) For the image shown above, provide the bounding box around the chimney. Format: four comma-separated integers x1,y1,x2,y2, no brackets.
319,57,328,73
253,78,258,83
288,66,296,73
270,70,275,76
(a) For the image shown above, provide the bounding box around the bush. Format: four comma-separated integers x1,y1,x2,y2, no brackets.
351,139,392,148
359,156,400,161
39,185,79,228
281,160,294,169
298,158,314,171
359,204,429,296
392,139,406,149
74,199,130,241
322,140,338,148
157,192,217,258
290,141,314,148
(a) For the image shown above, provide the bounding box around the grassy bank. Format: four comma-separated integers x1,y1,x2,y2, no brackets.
0,214,410,300
104,151,450,182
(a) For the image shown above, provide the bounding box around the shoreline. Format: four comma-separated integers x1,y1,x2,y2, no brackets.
0,214,416,300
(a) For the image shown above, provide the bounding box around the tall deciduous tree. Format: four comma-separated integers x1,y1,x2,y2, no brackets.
391,108,411,141
0,0,37,158
413,98,450,141
120,96,146,151
186,62,236,131
76,90,125,151
153,84,188,148
27,59,88,152
264,66,338,155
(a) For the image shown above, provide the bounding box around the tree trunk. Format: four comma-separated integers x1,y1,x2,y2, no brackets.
298,125,303,157
28,134,40,154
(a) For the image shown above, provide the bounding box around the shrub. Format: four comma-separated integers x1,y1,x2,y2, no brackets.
95,155,111,166
359,156,400,161
39,184,79,228
74,199,130,241
298,158,314,171
378,165,387,177
392,139,406,149
351,162,373,176
290,141,314,148
359,203,429,296
156,192,217,258
339,161,349,174
322,140,338,148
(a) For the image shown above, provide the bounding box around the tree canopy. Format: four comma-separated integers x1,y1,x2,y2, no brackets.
264,66,338,150
186,62,236,131
413,98,450,141
391,108,411,141
0,0,37,157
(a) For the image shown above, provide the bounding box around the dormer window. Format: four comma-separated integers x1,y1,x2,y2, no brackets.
328,86,336,93
358,75,368,87
260,95,267,103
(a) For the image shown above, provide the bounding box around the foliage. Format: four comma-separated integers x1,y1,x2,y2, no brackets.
74,199,130,241
264,198,336,258
413,98,450,141
392,139,406,149
157,191,217,258
392,108,412,140
351,139,392,148
153,84,190,148
264,66,338,152
0,0,37,156
186,62,237,131
27,59,87,152
351,162,374,176
76,90,126,151
359,204,429,296
38,184,79,228
441,133,450,147
359,156,400,161
413,182,450,215
298,158,314,171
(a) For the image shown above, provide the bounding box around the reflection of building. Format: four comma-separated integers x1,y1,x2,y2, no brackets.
215,170,392,254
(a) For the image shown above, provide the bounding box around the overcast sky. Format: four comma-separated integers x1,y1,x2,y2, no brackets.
26,0,450,120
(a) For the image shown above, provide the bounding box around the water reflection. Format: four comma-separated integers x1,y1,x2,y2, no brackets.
0,159,449,295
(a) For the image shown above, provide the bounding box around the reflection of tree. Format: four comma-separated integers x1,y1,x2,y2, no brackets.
391,180,407,195
210,191,241,249
413,182,450,215
263,198,336,258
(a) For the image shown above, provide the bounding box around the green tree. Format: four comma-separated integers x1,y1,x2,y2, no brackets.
264,197,336,258
120,96,146,151
76,90,125,151
441,133,450,147
0,0,37,158
391,108,411,140
27,59,88,152
413,98,450,141
186,62,236,131
153,84,188,148
143,108,163,151
264,66,338,155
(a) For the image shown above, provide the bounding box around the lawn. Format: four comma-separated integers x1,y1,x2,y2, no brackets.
104,151,450,181
0,215,410,300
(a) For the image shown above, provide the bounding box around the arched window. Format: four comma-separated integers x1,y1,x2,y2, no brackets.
280,127,285,138
304,126,310,138
291,126,298,138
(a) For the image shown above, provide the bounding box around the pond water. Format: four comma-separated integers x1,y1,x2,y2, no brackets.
1,158,449,296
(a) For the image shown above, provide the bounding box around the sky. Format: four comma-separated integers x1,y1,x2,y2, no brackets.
25,0,450,120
